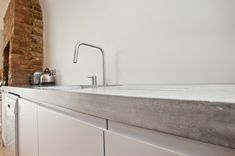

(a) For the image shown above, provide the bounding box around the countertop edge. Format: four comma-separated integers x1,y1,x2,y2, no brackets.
2,86,235,149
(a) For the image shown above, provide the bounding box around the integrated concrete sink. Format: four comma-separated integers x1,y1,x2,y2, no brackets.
36,85,120,91
37,85,89,90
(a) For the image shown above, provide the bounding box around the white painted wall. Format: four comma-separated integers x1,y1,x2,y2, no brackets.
40,0,235,85
0,0,10,28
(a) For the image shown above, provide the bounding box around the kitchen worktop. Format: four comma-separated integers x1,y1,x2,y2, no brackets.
70,85,235,103
2,84,235,149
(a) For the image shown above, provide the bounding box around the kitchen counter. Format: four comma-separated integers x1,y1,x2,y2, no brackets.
2,85,235,149
70,85,235,103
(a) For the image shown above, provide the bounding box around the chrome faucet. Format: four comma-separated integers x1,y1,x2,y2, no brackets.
73,42,107,86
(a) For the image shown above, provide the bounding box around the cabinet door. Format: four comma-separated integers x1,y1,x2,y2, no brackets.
18,98,38,156
106,121,235,156
2,92,7,145
38,105,104,156
106,132,182,156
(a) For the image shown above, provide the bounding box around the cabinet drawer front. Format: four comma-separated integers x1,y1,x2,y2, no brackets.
107,121,235,156
38,106,104,156
18,98,38,156
106,131,182,156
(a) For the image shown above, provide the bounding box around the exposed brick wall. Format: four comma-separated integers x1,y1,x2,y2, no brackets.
2,0,43,85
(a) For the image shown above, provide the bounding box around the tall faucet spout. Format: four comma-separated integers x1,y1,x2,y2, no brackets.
73,42,107,86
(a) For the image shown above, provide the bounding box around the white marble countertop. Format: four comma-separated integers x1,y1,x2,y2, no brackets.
68,84,235,103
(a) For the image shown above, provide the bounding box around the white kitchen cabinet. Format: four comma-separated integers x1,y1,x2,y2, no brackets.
106,132,181,156
38,104,105,156
2,92,7,145
2,92,20,156
18,98,38,156
106,121,235,156
106,128,182,156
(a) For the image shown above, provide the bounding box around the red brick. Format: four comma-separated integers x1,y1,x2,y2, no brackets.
2,0,43,86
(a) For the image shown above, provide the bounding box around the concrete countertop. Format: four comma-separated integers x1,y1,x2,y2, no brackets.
2,84,235,149
70,85,235,103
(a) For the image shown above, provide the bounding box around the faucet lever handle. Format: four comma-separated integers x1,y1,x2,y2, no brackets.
88,76,97,86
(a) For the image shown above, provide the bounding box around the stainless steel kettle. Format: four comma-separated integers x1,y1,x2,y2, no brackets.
40,68,56,85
